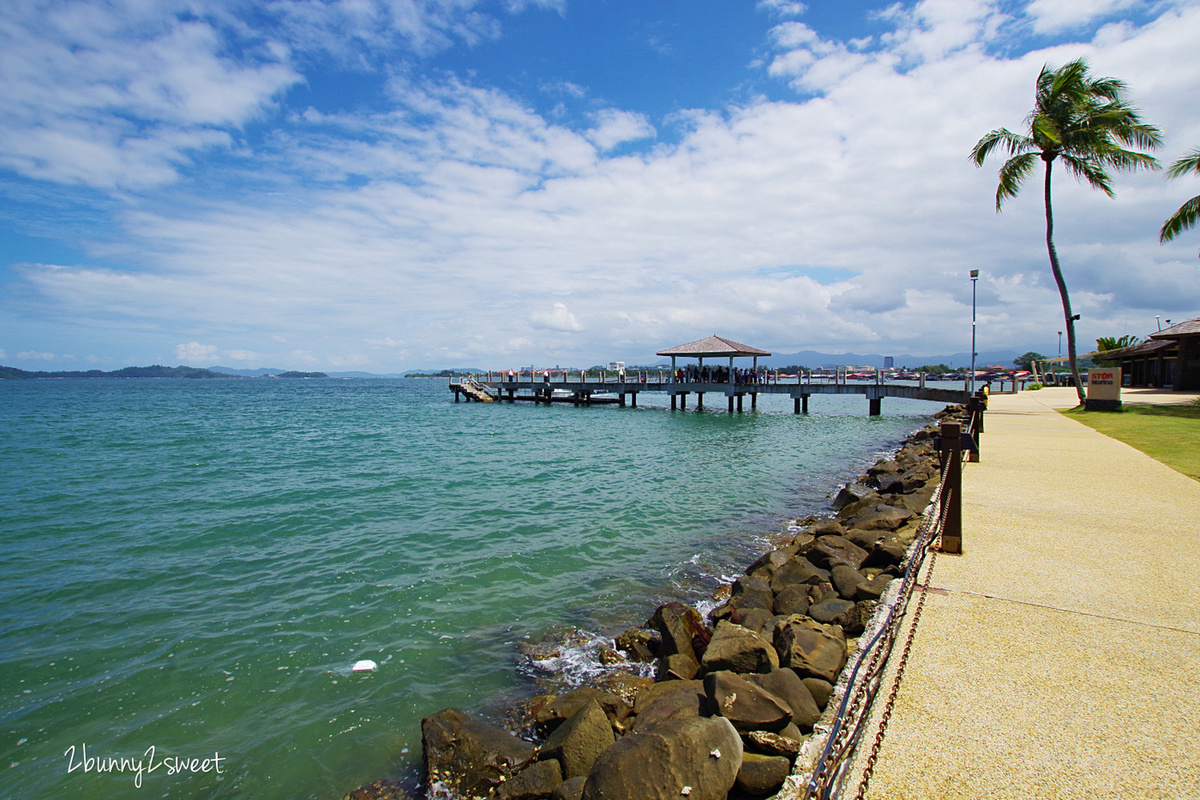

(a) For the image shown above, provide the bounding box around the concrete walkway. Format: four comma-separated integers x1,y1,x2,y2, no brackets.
853,387,1200,799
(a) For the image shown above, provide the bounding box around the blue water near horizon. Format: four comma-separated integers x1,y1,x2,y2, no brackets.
1,378,938,799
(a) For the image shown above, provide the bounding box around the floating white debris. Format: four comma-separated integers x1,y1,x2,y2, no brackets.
351,660,378,673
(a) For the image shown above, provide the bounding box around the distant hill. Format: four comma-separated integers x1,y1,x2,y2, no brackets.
0,364,236,380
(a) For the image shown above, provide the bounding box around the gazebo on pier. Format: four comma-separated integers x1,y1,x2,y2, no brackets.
657,335,772,411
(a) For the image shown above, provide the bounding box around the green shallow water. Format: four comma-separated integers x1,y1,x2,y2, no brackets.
1,378,936,799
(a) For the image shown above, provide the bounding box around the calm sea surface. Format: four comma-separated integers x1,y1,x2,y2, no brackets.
1,378,937,799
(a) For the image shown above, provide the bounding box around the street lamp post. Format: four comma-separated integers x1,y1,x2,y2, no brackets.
969,270,979,394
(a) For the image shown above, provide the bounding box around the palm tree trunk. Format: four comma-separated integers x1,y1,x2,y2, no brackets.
1043,158,1085,404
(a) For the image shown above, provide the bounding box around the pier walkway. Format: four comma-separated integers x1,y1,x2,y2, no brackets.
848,386,1200,799
450,374,971,415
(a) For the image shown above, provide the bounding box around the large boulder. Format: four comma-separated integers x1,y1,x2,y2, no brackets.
703,671,792,733
728,575,775,614
701,620,779,675
735,752,792,796
422,708,536,798
830,565,866,600
843,504,915,532
746,544,800,578
807,536,869,571
581,716,743,800
854,573,895,601
631,680,705,730
541,700,615,781
772,584,811,617
647,602,707,663
537,688,630,736
747,668,821,731
807,598,858,631
831,482,875,511
498,759,564,800
769,558,830,592
655,652,700,681
773,617,848,683
552,776,586,800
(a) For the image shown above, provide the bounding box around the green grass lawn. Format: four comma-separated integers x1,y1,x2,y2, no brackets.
1061,403,1200,481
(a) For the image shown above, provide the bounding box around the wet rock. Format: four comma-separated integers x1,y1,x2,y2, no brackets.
806,536,869,571
771,584,811,617
614,627,657,662
746,668,820,731
422,708,536,798
537,688,630,736
703,670,792,733
499,759,563,800
735,752,792,796
340,779,414,800
647,602,707,664
701,620,779,674
871,472,906,494
592,672,655,708
541,700,615,781
581,716,742,800
773,617,847,683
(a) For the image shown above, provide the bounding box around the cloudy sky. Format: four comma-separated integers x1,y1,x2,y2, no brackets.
2,0,1199,371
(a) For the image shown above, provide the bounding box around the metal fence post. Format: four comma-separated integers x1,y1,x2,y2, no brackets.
940,420,963,554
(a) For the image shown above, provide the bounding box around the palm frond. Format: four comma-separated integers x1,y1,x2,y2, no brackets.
970,128,1034,165
1160,194,1200,243
995,152,1039,210
1059,153,1113,196
1167,148,1200,179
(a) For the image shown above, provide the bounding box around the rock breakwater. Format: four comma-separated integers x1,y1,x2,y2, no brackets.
342,406,963,800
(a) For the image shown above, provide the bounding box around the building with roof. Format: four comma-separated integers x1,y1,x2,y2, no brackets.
1099,317,1200,391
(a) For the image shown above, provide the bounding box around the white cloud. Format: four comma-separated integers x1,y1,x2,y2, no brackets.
530,302,583,332
227,349,258,361
585,109,656,151
17,350,57,361
0,1,300,189
1025,0,1144,34
175,342,218,363
758,0,807,18
6,2,1200,370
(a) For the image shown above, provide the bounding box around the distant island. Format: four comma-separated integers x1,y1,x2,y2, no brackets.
0,364,328,380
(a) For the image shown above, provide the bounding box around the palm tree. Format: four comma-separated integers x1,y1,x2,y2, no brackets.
970,58,1161,404
1160,147,1200,255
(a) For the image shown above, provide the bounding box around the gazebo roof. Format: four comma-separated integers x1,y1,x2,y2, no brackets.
1150,317,1200,339
657,335,771,358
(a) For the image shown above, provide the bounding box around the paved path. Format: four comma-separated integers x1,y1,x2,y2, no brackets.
852,387,1200,800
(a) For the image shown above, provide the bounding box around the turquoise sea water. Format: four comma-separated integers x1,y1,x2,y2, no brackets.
1,378,936,799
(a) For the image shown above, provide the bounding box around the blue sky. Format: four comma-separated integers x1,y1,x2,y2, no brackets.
2,0,1199,371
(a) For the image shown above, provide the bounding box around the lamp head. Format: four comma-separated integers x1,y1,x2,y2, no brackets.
969,269,980,278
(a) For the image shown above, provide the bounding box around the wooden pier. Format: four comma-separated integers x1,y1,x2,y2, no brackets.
449,336,970,415
450,373,969,415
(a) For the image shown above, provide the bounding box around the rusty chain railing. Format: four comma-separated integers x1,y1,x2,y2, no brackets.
797,418,967,800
